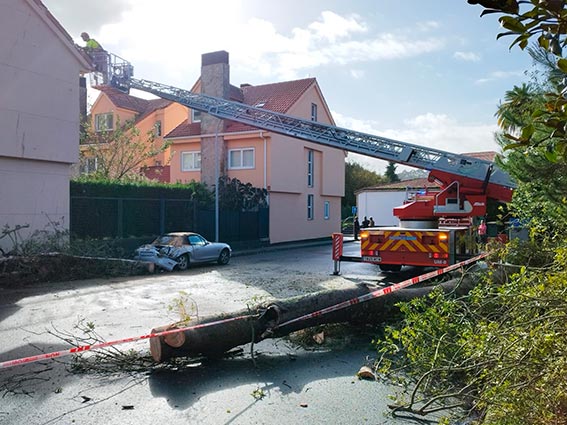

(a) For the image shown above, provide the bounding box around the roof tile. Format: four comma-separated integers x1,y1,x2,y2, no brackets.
166,120,201,138
461,151,498,161
97,86,173,123
165,78,316,137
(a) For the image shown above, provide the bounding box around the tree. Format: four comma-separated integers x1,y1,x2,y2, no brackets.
368,5,567,423
384,161,400,183
79,117,169,182
494,48,567,234
343,161,386,217
216,176,268,211
468,0,567,163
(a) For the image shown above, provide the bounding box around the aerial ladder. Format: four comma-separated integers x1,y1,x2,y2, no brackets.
99,54,516,271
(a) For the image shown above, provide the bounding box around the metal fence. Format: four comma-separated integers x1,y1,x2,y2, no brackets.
70,196,269,243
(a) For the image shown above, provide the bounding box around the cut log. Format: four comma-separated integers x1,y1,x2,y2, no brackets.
150,266,490,362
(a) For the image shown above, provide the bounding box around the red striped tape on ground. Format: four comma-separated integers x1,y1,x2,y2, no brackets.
0,313,255,369
0,253,488,370
273,252,488,330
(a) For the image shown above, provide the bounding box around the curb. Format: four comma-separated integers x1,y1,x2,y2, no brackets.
232,235,357,258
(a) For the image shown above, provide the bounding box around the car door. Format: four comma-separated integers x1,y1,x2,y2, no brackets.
188,234,209,262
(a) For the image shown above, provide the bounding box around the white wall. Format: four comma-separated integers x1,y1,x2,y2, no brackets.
357,190,407,226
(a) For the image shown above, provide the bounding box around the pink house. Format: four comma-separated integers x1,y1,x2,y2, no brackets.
85,87,189,181
88,51,346,244
0,0,92,252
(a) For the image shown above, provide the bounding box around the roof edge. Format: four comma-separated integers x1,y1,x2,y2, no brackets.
27,0,93,71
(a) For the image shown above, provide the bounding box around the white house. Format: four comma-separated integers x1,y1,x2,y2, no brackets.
356,178,440,226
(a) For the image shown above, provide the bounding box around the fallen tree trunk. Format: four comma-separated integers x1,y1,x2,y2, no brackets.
150,266,493,362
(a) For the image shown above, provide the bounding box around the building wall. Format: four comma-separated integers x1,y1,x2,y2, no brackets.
162,102,189,166
267,86,343,243
356,190,407,226
163,103,189,135
0,157,71,237
90,95,136,124
225,132,267,188
170,138,202,183
0,0,89,250
87,95,188,172
269,192,341,243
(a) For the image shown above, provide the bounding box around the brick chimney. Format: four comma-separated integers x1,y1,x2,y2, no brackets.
200,51,230,187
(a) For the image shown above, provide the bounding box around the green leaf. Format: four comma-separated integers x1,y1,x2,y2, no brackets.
521,124,535,139
557,59,567,73
510,33,531,49
496,30,517,40
480,9,503,17
503,142,529,151
538,34,550,50
545,148,558,163
499,16,526,33
519,38,528,49
503,133,521,141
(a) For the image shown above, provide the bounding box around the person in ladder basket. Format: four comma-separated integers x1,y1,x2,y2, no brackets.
80,32,108,81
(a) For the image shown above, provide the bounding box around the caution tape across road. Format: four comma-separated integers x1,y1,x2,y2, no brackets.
0,253,488,370
273,252,489,330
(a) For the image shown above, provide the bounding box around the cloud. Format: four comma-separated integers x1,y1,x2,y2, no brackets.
43,0,131,38
47,1,446,84
454,51,481,62
417,21,440,31
475,70,524,84
350,69,365,79
308,10,367,43
332,111,500,174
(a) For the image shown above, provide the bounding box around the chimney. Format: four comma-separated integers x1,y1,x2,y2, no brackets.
200,50,230,187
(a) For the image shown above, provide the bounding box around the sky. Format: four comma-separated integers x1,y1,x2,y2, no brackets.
43,0,534,174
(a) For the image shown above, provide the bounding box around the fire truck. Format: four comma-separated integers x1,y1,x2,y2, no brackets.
97,53,515,272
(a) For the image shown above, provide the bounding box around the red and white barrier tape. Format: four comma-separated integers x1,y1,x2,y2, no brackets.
273,252,489,330
1,253,488,370
0,313,255,370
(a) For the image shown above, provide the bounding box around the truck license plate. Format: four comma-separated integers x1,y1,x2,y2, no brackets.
362,256,382,262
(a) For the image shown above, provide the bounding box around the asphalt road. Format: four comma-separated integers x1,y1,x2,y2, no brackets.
0,241,424,425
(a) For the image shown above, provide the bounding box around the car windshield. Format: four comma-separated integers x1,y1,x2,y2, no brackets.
152,235,185,247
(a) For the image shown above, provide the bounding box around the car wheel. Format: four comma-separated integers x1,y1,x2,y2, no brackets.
176,254,190,271
217,249,230,265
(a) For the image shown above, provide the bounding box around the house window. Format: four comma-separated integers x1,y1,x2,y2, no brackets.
192,109,202,123
307,149,314,187
229,148,254,169
311,103,317,122
154,120,162,136
181,151,201,171
95,113,113,132
80,157,98,174
324,201,330,220
307,194,314,220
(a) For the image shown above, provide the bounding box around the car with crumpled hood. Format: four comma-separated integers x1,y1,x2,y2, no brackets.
134,232,231,271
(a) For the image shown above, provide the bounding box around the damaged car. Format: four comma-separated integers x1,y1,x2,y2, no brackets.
134,232,231,271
